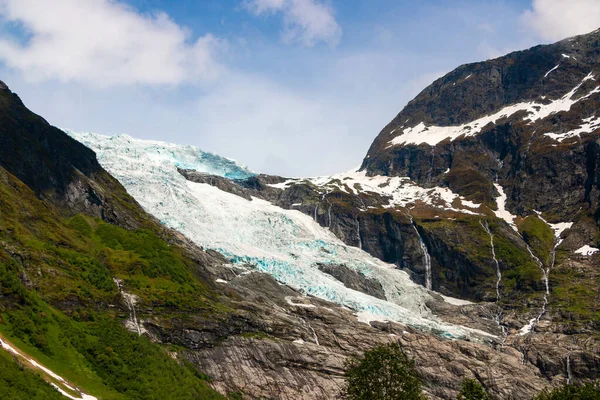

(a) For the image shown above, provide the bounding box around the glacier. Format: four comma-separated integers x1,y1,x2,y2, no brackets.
68,131,493,341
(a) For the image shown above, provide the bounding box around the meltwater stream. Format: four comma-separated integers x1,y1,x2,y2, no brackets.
68,131,492,341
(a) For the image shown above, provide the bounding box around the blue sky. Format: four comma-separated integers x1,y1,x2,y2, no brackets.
0,0,599,176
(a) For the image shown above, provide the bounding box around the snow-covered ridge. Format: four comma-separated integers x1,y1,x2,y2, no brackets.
388,72,600,147
270,168,481,215
67,131,492,341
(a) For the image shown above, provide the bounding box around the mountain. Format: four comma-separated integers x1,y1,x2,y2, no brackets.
0,81,548,400
2,29,600,400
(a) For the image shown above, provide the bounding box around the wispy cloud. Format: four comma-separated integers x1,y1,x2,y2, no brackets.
244,0,342,47
521,0,600,42
0,0,223,86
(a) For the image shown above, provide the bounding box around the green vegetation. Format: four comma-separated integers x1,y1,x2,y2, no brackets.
457,378,491,400
344,342,424,400
0,168,230,399
0,350,64,400
446,167,495,205
533,383,600,400
519,215,555,266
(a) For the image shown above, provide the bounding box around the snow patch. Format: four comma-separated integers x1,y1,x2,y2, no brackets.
544,64,559,78
440,295,473,306
493,183,517,231
549,222,573,238
270,168,481,215
574,245,599,256
388,73,600,147
545,115,600,141
0,337,97,400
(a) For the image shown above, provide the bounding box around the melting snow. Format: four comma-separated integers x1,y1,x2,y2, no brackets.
533,211,573,238
574,245,599,256
440,295,473,306
493,183,517,231
545,116,600,141
0,337,97,400
549,222,573,238
544,64,559,78
68,131,493,340
388,73,600,147
269,168,481,215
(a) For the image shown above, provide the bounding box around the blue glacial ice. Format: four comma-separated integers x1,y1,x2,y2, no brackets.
67,131,493,341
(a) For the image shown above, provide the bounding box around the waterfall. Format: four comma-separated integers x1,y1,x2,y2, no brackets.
356,217,362,250
480,221,501,301
114,278,142,336
480,220,508,340
123,292,142,336
529,245,549,325
524,213,566,332
411,221,432,290
321,192,332,228
566,353,573,385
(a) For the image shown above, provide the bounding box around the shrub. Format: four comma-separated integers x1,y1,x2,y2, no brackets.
457,378,491,400
344,342,424,400
533,383,600,400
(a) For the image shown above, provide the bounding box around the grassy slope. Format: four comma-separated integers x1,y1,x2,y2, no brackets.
0,166,228,399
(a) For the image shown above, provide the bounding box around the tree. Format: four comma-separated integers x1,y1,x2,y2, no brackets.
344,342,424,400
457,378,491,400
533,383,600,400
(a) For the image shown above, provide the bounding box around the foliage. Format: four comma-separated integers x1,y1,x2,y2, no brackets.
457,378,491,400
0,169,228,399
519,215,555,266
533,383,600,400
344,342,424,400
0,350,64,400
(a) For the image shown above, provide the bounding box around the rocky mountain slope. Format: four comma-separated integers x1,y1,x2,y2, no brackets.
1,29,600,400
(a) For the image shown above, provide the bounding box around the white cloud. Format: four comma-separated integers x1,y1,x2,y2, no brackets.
522,0,600,42
244,0,341,47
0,0,223,86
